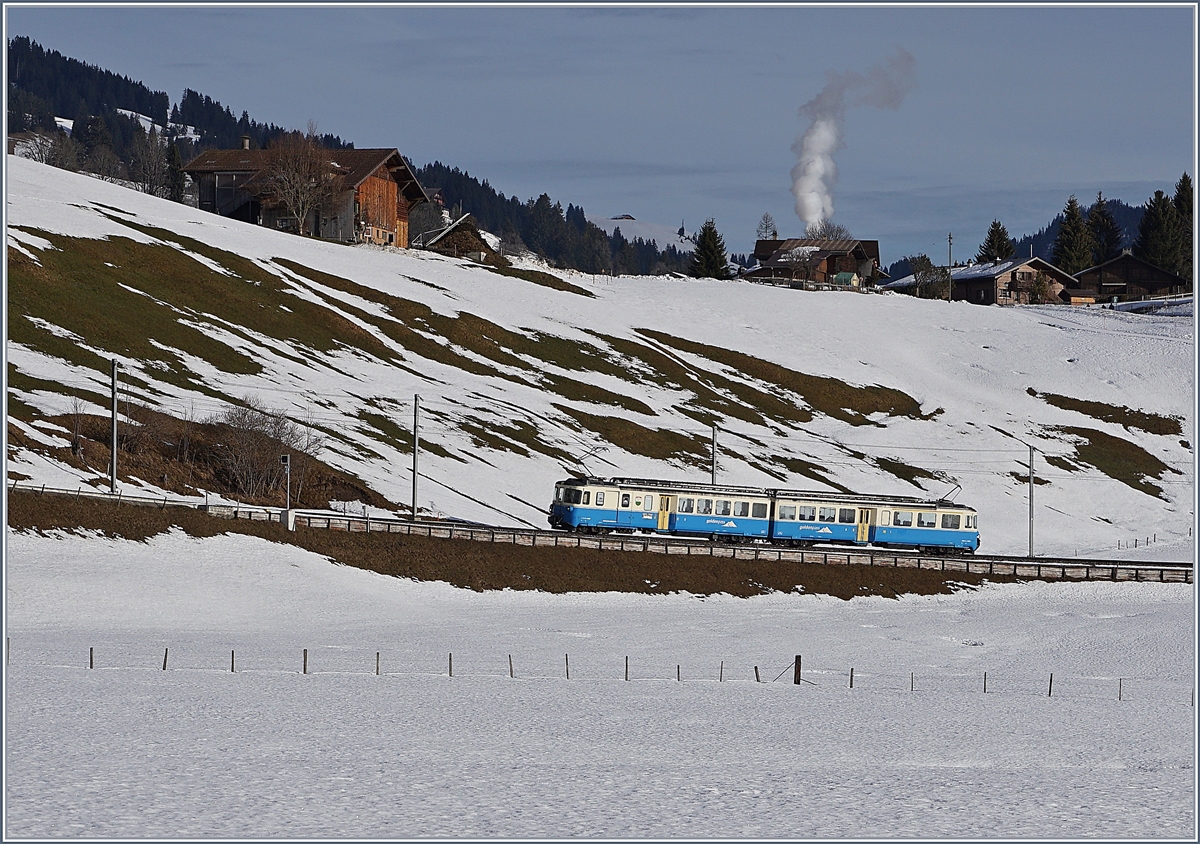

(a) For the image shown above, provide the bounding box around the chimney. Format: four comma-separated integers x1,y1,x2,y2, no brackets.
240,135,250,150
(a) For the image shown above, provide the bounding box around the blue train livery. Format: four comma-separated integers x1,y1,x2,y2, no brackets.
548,477,979,554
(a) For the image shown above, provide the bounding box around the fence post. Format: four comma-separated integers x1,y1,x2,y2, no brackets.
1118,678,1122,701
449,652,453,677
376,652,380,676
89,647,93,669
231,650,235,673
1048,673,1053,697
720,661,724,682
850,667,854,689
625,656,629,682
983,671,987,693
303,648,308,675
754,666,760,683
162,648,169,671
793,655,802,685
565,653,570,680
509,654,514,679
677,665,681,682
911,671,914,692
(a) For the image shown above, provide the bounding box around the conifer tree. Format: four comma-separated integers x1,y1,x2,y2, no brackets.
689,219,731,279
1172,173,1193,281
975,219,1015,263
1087,191,1123,265
1133,190,1182,275
1051,195,1096,275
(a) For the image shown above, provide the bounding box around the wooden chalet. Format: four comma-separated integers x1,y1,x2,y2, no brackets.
183,138,428,247
744,238,886,289
1066,250,1191,304
884,256,1075,305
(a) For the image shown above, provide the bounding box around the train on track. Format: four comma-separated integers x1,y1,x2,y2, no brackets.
548,476,980,554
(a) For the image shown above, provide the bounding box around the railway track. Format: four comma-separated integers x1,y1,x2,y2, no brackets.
10,483,1193,584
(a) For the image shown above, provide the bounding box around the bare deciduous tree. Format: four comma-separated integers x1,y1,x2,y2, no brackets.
209,396,326,503
781,244,818,283
904,253,951,299
805,219,853,240
260,122,344,236
130,125,169,197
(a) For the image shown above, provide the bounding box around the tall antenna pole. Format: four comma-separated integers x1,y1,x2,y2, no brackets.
711,425,717,485
1028,444,1035,557
948,232,954,301
412,394,420,521
109,359,118,494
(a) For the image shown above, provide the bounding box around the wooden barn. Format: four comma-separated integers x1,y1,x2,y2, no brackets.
1066,250,1191,303
184,139,428,247
744,238,886,289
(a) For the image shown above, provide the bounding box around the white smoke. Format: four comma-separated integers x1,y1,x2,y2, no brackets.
790,48,917,229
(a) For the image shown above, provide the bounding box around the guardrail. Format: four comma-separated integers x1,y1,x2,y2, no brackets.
9,482,1192,584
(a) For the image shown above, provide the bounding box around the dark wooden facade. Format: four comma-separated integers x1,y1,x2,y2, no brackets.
184,145,427,247
744,238,885,288
1068,251,1190,303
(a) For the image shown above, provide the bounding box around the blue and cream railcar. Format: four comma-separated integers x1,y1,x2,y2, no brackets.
548,477,980,553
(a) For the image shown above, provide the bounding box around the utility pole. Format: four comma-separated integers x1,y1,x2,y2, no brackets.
947,232,954,302
109,359,118,494
1028,443,1036,557
281,454,291,509
412,394,420,521
711,425,717,485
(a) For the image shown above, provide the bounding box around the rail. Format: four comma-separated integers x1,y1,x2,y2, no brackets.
9,482,1193,584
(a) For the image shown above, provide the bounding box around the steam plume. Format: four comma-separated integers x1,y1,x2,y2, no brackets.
790,48,917,228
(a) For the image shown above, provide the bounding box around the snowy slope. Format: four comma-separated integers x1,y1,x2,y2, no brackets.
3,528,1194,838
4,155,1196,558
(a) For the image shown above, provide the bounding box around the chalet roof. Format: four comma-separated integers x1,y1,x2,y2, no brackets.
1073,250,1188,283
884,256,1074,289
753,237,881,267
183,147,428,204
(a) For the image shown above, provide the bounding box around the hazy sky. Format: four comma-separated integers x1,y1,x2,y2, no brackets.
6,3,1196,262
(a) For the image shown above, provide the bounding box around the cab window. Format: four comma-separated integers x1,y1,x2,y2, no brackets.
715,500,731,516
818,507,837,523
678,497,694,513
941,513,961,530
733,501,749,517
894,511,913,527
565,488,582,504
555,487,563,502
751,502,768,519
839,508,855,524
778,504,796,520
917,512,937,528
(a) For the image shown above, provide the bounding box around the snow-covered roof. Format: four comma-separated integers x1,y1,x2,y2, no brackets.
884,256,1072,289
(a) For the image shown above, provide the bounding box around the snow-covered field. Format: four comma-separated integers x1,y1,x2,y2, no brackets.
4,527,1195,838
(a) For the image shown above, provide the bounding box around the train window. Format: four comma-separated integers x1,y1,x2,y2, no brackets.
839,508,855,523
644,496,655,512
880,510,891,526
621,494,630,508
752,502,768,519
894,511,913,527
565,488,582,504
918,512,937,528
555,487,563,502
596,492,605,507
967,514,976,529
941,513,961,530
818,507,836,523
733,501,749,517
582,492,590,505
778,505,796,520
697,499,713,515
678,497,694,513
715,500,731,516
798,505,816,521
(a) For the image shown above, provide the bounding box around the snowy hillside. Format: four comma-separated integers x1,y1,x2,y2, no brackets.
5,155,1195,558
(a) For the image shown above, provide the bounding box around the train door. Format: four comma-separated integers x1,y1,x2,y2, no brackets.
658,495,673,531
856,508,875,543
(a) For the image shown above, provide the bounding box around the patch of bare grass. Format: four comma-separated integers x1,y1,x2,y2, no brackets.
1027,388,1182,436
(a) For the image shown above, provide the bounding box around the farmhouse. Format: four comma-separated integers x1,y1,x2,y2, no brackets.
744,238,886,289
1066,250,1191,304
884,256,1076,305
183,139,429,247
